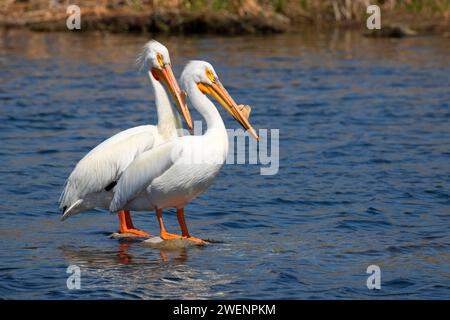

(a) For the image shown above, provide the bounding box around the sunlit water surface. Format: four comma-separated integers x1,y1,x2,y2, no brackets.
0,29,449,299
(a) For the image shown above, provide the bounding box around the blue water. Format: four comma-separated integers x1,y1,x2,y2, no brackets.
0,29,449,299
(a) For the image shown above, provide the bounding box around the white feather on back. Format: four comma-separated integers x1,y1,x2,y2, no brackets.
59,125,157,211
109,140,181,212
59,40,179,217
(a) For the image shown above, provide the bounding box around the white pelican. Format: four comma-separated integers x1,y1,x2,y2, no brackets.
59,40,193,236
108,61,258,244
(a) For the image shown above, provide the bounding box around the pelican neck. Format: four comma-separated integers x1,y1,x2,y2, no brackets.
186,81,226,137
148,71,181,137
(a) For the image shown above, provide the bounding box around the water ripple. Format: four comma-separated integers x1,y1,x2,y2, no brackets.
0,30,449,299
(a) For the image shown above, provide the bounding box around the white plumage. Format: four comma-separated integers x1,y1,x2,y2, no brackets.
59,125,157,220
106,61,258,243
59,41,191,223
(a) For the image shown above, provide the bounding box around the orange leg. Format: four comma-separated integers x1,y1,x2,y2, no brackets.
118,210,150,237
156,208,183,240
177,208,208,244
124,211,135,229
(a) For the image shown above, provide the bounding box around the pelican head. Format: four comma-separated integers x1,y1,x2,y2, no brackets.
180,60,258,140
138,40,193,129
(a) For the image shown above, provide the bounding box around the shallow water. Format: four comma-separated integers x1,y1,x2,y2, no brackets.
0,29,449,299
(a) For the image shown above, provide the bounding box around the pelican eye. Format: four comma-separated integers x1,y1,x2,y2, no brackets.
156,53,165,68
205,68,216,83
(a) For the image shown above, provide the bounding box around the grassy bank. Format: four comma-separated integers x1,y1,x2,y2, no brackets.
0,0,449,34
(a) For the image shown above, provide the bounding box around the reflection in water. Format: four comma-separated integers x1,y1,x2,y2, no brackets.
59,241,232,299
59,240,189,265
117,242,134,264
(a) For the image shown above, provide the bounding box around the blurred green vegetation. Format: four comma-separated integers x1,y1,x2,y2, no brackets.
183,0,232,11
1,0,448,33
402,0,450,14
3,0,449,18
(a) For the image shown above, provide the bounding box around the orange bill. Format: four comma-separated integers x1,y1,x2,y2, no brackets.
197,81,259,140
152,64,193,130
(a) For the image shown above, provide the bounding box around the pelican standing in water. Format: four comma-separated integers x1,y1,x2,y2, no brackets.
59,41,193,236
109,61,258,244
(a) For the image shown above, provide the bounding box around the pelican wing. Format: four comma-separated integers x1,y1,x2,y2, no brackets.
109,141,182,212
59,125,156,211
